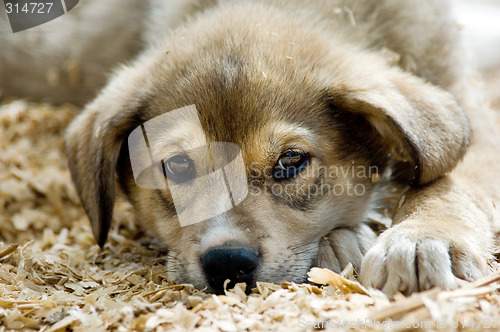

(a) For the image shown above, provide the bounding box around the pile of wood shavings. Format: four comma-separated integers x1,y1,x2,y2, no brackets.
1,99,500,332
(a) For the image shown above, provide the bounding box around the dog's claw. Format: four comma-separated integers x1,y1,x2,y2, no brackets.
360,227,487,297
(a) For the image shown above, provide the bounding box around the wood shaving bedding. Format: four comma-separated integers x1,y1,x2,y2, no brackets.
1,95,500,331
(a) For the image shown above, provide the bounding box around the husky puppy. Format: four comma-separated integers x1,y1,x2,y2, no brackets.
1,0,499,295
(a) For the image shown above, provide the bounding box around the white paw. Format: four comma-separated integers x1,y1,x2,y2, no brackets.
316,224,376,273
360,228,486,297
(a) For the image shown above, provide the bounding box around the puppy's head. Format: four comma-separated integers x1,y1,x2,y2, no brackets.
66,6,469,293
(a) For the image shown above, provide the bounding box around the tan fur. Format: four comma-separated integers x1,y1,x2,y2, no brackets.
2,0,499,295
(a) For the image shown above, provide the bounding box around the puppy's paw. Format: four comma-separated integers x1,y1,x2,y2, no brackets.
316,224,376,273
360,227,487,297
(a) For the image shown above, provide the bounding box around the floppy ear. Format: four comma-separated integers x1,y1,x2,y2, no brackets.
330,67,470,185
65,103,142,247
62,41,174,245
64,54,154,247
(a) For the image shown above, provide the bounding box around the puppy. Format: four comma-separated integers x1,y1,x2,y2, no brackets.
2,0,499,296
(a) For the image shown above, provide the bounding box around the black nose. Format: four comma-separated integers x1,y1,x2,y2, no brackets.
201,244,259,294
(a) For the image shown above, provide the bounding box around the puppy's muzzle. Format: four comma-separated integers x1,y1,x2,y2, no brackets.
201,242,259,294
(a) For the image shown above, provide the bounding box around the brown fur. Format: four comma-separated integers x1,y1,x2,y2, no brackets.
3,0,499,295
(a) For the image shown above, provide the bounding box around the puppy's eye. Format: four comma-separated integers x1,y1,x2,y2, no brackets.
273,151,310,181
163,155,196,183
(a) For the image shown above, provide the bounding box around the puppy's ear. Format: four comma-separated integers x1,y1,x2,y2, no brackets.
65,103,142,247
330,67,470,185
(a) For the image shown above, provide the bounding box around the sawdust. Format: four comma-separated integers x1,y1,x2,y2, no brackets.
1,85,500,331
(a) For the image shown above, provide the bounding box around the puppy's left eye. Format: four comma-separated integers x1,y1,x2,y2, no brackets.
163,155,196,183
273,151,310,181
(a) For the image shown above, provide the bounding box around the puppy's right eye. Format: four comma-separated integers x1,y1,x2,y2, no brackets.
273,151,310,181
163,155,196,183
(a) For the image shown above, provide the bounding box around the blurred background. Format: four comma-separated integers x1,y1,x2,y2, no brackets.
455,0,500,108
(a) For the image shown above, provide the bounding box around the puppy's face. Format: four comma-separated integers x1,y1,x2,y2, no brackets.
66,8,469,293
116,56,382,292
